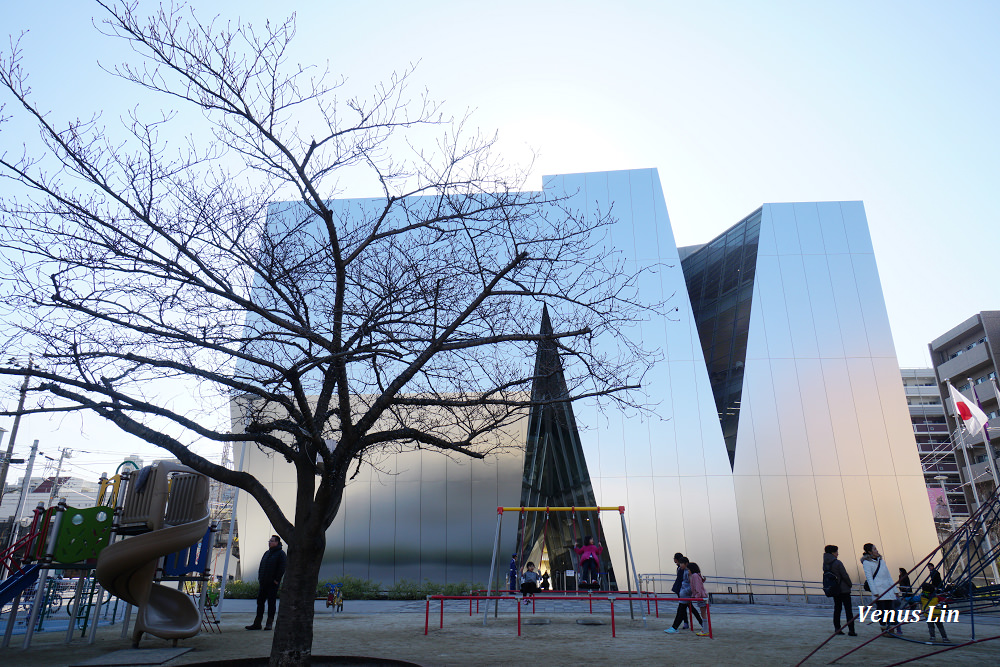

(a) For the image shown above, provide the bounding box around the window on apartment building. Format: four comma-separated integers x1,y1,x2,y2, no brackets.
950,336,988,359
909,397,937,405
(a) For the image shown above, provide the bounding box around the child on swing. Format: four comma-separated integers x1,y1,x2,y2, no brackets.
520,561,541,604
575,535,603,588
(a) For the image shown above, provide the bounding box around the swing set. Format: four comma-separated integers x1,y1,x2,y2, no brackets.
507,506,611,591
420,504,713,638
484,506,642,619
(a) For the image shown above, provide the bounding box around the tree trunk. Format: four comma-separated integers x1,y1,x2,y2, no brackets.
269,526,326,667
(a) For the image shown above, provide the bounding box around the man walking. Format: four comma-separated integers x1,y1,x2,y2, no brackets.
246,534,287,631
671,552,689,629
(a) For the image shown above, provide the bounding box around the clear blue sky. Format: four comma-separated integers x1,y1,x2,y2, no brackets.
1,1,998,478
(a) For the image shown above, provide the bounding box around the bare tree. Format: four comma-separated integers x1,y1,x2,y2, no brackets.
0,2,663,665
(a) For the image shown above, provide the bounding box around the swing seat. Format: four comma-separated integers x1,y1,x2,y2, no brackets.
576,618,604,625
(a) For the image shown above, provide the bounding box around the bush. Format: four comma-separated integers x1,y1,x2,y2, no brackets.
316,574,383,600
313,575,483,600
388,579,424,600
387,578,483,600
225,580,259,599
230,575,479,600
441,581,481,596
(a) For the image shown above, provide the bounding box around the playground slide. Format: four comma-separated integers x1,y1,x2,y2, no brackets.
0,563,40,608
96,514,209,644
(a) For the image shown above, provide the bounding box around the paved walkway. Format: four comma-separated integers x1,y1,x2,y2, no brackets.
3,597,999,666
216,595,1000,621
219,595,839,617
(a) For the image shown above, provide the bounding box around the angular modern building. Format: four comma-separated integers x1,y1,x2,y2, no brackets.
237,168,937,587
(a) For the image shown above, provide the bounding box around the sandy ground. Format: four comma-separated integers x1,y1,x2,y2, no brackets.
2,600,1000,666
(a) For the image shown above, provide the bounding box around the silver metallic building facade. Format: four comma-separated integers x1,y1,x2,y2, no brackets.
237,168,937,585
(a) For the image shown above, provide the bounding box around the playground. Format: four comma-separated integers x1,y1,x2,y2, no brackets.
1,461,215,652
0,598,999,666
3,474,1000,665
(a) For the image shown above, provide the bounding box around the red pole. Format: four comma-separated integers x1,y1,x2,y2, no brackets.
424,599,430,635
440,598,444,628
517,595,522,637
611,598,616,637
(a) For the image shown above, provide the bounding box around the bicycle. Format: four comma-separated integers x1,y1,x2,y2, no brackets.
1,580,63,618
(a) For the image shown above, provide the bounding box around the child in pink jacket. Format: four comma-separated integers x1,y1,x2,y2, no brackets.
574,536,603,586
688,562,709,636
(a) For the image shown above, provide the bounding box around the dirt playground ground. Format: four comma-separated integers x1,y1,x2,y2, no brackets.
2,601,1000,666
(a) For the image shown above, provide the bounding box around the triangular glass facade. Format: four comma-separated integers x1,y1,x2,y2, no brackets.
680,209,762,468
516,306,614,588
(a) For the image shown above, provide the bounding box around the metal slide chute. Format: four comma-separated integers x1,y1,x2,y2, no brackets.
95,462,210,647
96,517,209,642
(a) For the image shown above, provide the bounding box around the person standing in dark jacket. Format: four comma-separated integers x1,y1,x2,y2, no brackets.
670,552,689,629
246,535,287,631
927,561,944,593
898,568,912,596
824,545,856,636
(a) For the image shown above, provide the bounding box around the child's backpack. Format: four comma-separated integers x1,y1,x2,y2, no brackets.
822,565,839,598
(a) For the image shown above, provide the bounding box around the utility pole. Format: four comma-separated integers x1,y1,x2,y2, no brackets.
0,359,32,504
46,447,72,508
7,439,39,550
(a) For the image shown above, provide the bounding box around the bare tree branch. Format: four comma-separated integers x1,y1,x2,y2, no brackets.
0,3,668,664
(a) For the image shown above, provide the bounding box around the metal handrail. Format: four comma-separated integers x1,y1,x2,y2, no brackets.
637,573,875,604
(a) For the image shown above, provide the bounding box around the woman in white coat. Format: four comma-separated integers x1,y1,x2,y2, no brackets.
861,543,901,635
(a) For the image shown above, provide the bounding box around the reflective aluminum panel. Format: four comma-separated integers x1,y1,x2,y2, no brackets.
237,173,936,590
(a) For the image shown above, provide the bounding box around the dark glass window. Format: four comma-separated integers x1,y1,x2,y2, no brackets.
681,208,762,468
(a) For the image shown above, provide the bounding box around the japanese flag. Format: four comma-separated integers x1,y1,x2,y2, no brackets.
948,382,989,437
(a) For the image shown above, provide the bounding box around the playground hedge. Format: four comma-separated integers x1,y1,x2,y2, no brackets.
222,575,484,600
